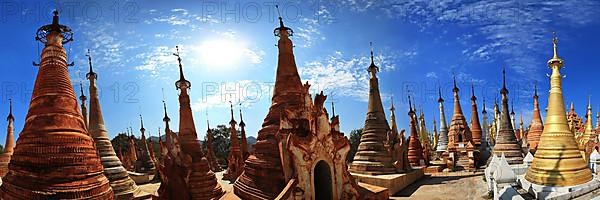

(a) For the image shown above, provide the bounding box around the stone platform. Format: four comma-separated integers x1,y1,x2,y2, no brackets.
351,167,424,194
358,182,389,200
128,171,155,185
519,177,600,199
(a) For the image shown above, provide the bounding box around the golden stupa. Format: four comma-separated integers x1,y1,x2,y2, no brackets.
524,35,592,187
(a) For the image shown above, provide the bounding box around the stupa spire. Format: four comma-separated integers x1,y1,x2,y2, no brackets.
0,10,113,199
528,85,544,151
349,42,395,175
492,67,523,164
162,100,170,131
85,48,140,197
223,102,244,181
579,96,595,149
78,82,88,129
0,99,15,177
525,35,592,186
239,104,249,159
437,86,449,152
471,83,482,146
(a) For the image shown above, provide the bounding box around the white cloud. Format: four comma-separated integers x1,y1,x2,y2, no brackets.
299,50,402,102
426,72,438,79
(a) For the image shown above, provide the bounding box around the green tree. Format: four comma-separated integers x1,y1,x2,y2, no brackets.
347,128,363,162
205,125,233,166
111,132,130,154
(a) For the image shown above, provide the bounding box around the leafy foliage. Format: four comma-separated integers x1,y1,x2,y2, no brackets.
347,128,363,162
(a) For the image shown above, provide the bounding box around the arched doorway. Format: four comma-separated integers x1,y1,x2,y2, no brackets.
314,160,333,200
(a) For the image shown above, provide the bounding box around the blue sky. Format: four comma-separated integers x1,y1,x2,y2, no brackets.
1,0,600,143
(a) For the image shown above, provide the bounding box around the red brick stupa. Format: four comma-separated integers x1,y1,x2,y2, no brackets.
223,102,245,181
407,97,425,167
0,10,113,199
0,99,15,178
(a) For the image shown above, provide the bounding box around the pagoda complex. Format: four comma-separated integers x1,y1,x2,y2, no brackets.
0,100,14,178
235,13,364,199
0,10,114,199
86,49,140,198
223,102,245,181
205,116,221,172
436,88,449,154
491,69,523,165
348,42,396,175
135,115,156,174
524,35,592,187
443,78,478,171
157,46,224,199
527,86,544,152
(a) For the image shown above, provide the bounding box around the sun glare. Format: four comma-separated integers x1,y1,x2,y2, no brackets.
195,39,244,69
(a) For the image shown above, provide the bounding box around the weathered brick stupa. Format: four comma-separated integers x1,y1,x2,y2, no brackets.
443,78,478,170
233,14,296,200
470,85,483,147
349,42,396,175
436,88,449,154
126,131,138,171
491,69,523,165
525,36,592,187
86,50,140,198
205,116,221,172
0,10,114,199
223,102,245,181
157,46,224,199
0,99,15,178
527,86,544,152
407,97,425,167
135,115,156,174
479,99,492,165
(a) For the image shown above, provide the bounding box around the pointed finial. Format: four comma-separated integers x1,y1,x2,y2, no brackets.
229,101,236,124
500,67,508,94
79,82,86,101
370,42,374,65
273,5,293,37
511,102,515,115
471,83,477,101
438,86,444,103
408,95,414,115
239,103,246,126
162,100,170,123
331,101,336,117
453,75,458,92
7,98,14,121
482,98,487,113
548,32,564,67
390,96,395,111
206,110,211,131
174,46,191,90
570,102,575,112
533,83,539,99
85,49,97,80
139,114,145,132
588,95,592,110
552,32,559,59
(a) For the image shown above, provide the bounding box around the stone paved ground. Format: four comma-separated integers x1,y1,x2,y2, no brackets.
392,171,489,200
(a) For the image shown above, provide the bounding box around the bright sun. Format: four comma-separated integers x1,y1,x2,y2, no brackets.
196,39,244,68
